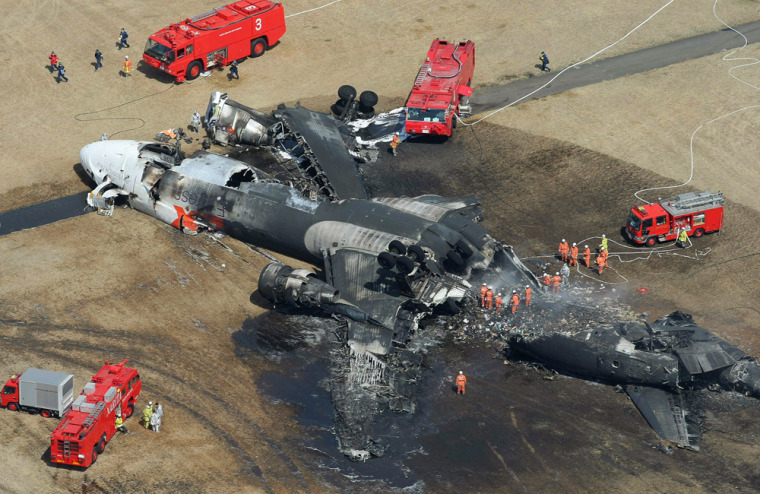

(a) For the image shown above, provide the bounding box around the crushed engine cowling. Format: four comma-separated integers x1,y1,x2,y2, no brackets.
258,262,340,308
205,91,278,146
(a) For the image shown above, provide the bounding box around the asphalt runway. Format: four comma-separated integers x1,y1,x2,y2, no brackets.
471,20,760,112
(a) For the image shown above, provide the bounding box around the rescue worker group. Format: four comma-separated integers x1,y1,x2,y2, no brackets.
47,27,241,82
115,401,164,434
477,234,611,317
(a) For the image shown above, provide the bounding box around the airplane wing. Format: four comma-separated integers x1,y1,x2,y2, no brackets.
624,385,701,450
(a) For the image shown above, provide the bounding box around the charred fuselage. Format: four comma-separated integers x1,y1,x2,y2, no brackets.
506,311,760,450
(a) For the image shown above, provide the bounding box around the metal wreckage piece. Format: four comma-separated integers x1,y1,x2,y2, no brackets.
505,310,760,451
80,95,536,459
205,91,368,201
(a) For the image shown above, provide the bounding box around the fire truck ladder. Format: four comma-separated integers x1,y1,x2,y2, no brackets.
671,191,724,210
414,65,430,87
81,401,106,431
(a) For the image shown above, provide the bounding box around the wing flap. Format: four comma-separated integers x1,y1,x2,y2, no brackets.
624,385,701,450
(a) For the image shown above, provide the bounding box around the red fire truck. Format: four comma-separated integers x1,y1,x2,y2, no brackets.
624,191,724,247
143,0,286,82
50,360,142,467
404,39,475,137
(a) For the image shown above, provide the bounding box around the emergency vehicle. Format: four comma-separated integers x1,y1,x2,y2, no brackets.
50,360,141,467
624,191,724,247
143,1,286,82
405,39,475,137
1,369,74,418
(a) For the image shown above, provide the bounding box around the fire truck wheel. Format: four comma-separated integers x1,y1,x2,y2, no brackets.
91,448,98,464
7,402,18,412
452,116,458,129
125,403,134,418
645,236,657,247
186,61,203,81
96,435,106,454
41,409,52,418
250,38,268,58
359,91,378,108
693,228,705,238
388,240,406,256
338,85,357,103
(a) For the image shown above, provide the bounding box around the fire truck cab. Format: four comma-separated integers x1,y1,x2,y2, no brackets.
405,39,475,137
143,1,286,82
50,360,141,468
625,191,724,247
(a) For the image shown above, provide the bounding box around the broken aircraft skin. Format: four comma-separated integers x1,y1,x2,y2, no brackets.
205,91,370,201
79,137,537,458
504,311,760,451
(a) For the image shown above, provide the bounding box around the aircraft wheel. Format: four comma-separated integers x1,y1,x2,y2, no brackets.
645,236,657,247
447,249,465,267
388,240,406,256
407,244,426,263
251,37,268,58
356,108,375,119
378,251,396,269
331,100,346,116
338,85,357,102
359,90,378,108
186,61,203,81
396,256,415,275
456,239,473,258
693,228,705,238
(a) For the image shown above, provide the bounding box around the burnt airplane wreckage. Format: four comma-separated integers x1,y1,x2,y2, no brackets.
502,310,760,451
80,93,535,459
81,91,760,459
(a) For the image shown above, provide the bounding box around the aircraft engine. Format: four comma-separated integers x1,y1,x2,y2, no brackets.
258,262,339,308
721,359,760,397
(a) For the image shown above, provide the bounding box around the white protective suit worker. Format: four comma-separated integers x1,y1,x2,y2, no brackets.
150,409,162,433
190,110,201,133
560,263,570,285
